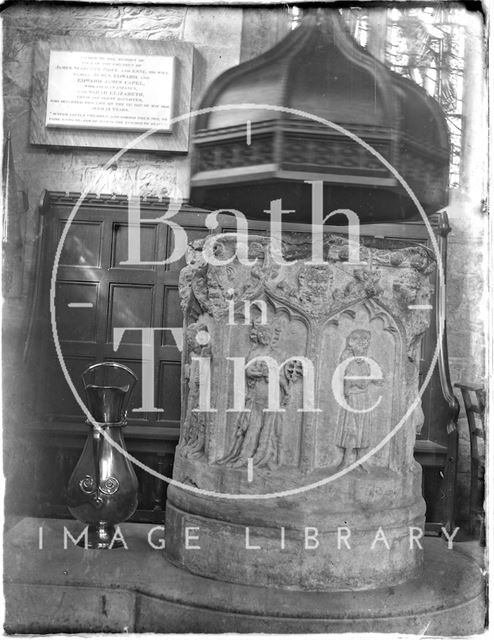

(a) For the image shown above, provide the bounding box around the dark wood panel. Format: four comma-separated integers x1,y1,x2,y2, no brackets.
40,354,95,420
111,222,157,269
157,362,182,423
162,286,183,343
55,281,98,342
59,220,103,267
107,283,155,342
30,193,214,438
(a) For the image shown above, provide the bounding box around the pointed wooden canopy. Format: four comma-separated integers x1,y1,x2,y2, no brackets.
189,9,450,223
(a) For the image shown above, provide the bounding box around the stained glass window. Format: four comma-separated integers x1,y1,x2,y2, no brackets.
343,5,466,189
290,5,468,189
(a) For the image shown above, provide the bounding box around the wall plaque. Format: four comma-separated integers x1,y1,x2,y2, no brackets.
46,51,175,132
30,37,194,153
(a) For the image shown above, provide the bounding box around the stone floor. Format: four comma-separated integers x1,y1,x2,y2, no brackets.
3,516,487,634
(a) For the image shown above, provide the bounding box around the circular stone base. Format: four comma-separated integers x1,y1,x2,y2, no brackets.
165,467,426,591
165,499,425,591
141,539,485,634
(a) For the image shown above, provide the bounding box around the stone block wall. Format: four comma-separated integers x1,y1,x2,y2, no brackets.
2,2,243,298
446,191,487,522
445,11,487,523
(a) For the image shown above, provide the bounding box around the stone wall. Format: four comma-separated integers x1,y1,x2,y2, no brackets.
3,2,243,297
445,11,487,523
447,191,487,522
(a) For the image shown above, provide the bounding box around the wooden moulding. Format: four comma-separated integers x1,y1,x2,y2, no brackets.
29,36,194,153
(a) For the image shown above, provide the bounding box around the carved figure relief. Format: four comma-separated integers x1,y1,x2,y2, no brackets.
179,322,211,459
334,329,384,470
177,233,435,478
391,267,434,360
297,265,333,310
217,320,302,469
340,267,383,301
393,268,423,308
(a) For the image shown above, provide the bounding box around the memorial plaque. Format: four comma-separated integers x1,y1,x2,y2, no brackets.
46,51,175,132
30,37,194,152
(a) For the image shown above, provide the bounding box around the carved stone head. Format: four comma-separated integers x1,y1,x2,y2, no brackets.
346,329,371,356
250,321,278,346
